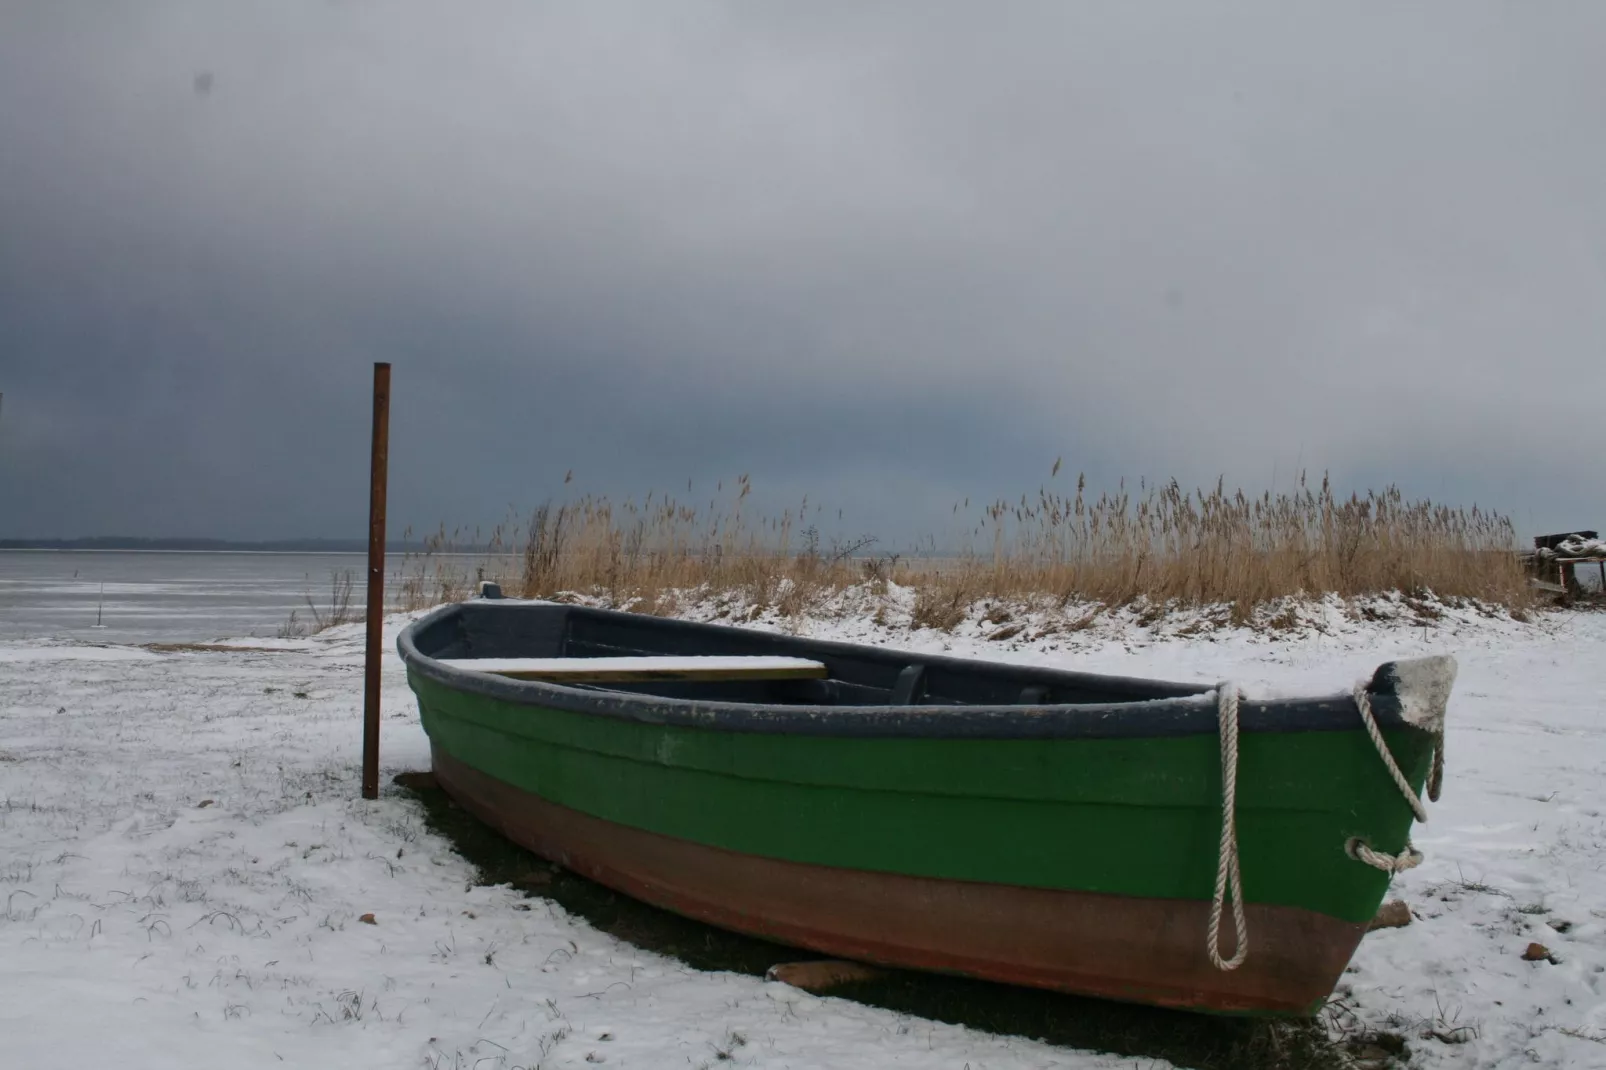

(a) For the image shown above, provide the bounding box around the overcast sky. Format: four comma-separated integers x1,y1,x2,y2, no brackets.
3,2,1604,547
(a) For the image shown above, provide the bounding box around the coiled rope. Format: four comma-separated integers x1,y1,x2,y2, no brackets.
1207,679,1444,970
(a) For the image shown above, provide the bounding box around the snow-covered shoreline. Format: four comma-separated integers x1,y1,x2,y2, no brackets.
3,604,1605,1069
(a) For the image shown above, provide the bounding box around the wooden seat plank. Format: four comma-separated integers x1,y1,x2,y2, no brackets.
439,655,828,683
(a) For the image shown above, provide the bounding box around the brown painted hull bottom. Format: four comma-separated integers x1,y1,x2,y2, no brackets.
431,747,1364,1014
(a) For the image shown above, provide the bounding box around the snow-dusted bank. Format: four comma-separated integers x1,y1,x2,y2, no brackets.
2,596,1605,1069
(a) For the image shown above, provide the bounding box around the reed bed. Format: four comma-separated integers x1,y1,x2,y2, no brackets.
393,471,1530,630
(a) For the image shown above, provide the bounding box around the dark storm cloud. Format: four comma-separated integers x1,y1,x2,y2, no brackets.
2,2,1604,544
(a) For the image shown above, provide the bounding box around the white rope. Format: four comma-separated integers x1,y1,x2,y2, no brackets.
1205,679,1443,968
1347,838,1423,874
1207,682,1248,971
1348,681,1444,873
1351,683,1429,823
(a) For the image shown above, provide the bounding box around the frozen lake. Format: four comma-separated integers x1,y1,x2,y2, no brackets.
0,550,404,643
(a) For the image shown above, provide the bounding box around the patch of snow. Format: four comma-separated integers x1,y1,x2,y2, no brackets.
4,599,1606,1068
1380,656,1460,733
1536,536,1606,560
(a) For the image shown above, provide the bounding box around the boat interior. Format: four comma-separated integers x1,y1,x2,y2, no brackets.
409,602,1209,709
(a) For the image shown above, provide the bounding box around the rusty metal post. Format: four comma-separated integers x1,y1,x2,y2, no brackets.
362,363,391,800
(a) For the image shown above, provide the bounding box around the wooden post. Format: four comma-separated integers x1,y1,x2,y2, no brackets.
362,363,391,800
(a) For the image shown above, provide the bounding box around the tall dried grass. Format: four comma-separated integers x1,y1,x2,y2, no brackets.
944,471,1528,623
393,471,1530,629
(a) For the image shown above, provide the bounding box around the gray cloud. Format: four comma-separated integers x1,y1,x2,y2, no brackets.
2,2,1604,545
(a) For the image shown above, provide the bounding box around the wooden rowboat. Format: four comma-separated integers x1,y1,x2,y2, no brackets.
398,597,1453,1015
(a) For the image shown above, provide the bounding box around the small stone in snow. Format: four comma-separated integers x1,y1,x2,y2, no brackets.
1522,942,1554,963
359,913,377,925
197,799,215,808
1348,1034,1409,1069
1367,900,1413,930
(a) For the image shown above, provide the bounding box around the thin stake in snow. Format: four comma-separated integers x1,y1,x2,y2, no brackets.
362,362,391,800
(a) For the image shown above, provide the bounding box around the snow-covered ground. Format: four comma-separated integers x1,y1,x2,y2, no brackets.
3,596,1606,1069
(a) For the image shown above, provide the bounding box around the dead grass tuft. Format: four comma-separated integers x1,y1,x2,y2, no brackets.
278,569,359,638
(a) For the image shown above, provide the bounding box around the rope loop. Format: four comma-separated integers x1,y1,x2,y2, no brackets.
1347,837,1424,874
1351,683,1430,824
1207,682,1248,971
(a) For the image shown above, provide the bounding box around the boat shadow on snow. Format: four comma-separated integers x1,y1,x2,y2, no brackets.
395,770,1368,1070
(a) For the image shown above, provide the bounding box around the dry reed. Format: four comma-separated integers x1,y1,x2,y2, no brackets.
279,568,359,638
393,470,1530,630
